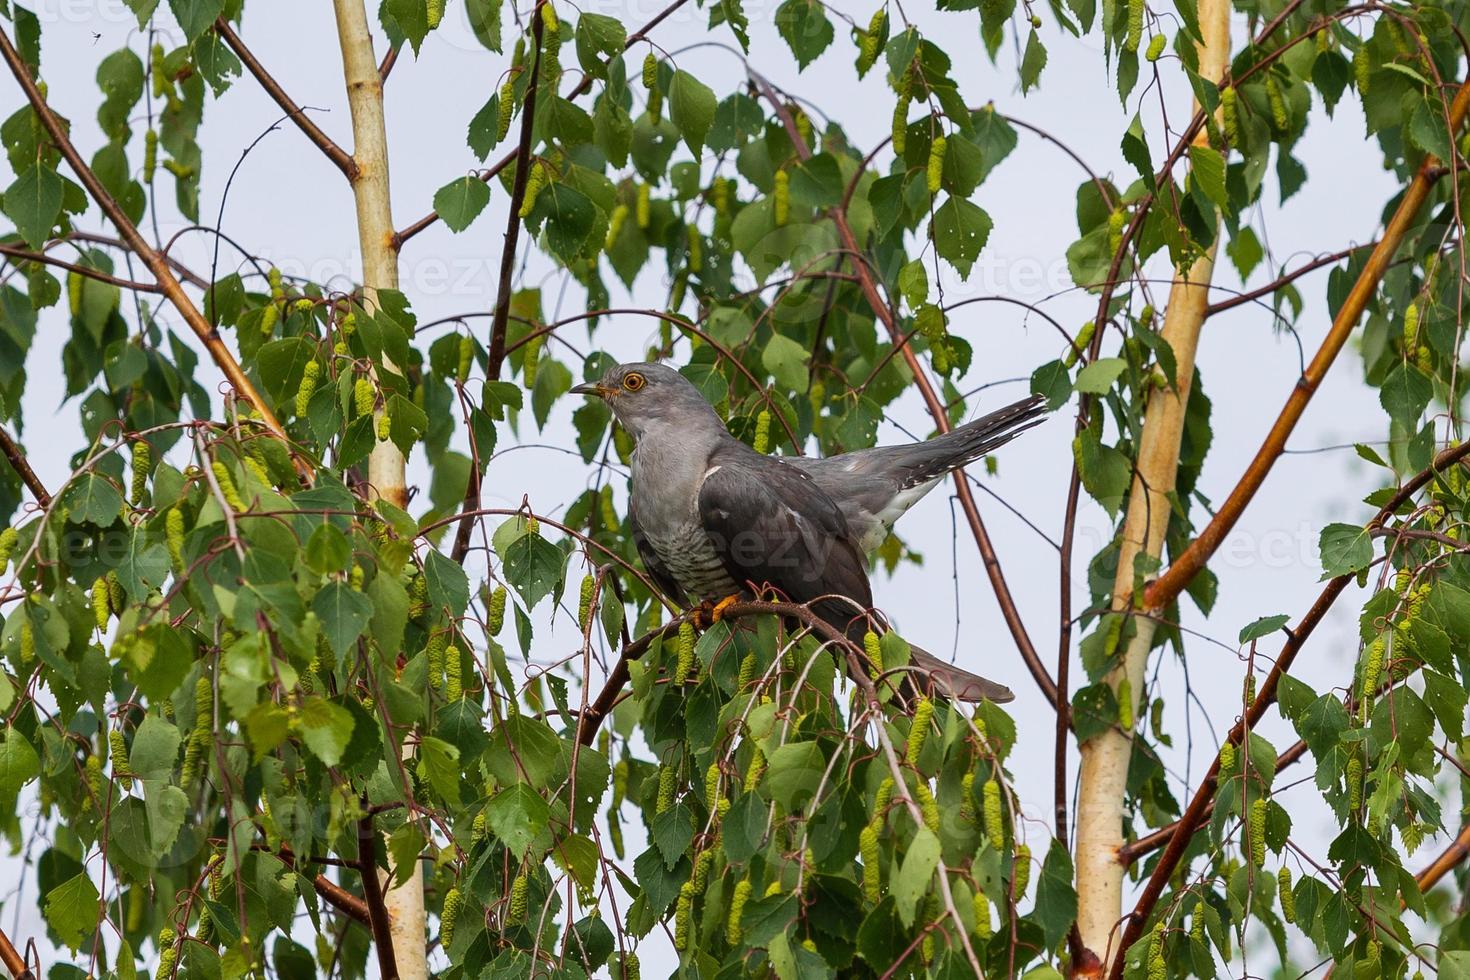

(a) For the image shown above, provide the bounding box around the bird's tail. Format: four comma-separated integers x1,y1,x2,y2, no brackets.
905,644,1015,703
898,394,1047,487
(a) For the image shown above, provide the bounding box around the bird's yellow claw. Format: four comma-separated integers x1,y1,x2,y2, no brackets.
710,594,740,623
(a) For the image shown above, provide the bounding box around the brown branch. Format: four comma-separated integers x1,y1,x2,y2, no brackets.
356,814,400,980
1107,434,1470,980
279,844,372,926
0,921,33,980
214,18,357,180
1415,821,1470,892
747,71,1058,708
378,43,400,82
65,232,210,288
0,243,163,293
0,426,49,508
1204,243,1375,317
1143,79,1470,612
0,25,289,442
391,0,695,247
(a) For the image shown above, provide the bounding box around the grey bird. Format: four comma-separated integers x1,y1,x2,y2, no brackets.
571,362,1046,703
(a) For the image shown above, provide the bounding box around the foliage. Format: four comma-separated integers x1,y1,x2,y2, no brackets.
0,0,1469,977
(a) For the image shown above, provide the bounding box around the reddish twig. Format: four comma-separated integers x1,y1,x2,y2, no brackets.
0,243,163,293
214,18,357,180
0,426,49,508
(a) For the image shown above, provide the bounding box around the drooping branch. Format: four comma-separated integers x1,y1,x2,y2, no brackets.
214,18,357,180
0,427,50,508
1143,78,1470,611
391,0,694,247
1108,434,1470,980
1072,0,1230,966
747,70,1058,709
0,25,288,441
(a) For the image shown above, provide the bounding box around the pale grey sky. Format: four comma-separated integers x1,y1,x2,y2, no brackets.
5,0,1413,975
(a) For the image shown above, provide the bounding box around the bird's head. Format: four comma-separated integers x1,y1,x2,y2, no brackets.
570,361,721,441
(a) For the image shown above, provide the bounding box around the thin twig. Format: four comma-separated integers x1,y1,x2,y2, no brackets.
0,427,50,508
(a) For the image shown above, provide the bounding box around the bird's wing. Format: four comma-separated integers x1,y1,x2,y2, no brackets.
789,394,1047,551
626,496,687,605
697,451,873,633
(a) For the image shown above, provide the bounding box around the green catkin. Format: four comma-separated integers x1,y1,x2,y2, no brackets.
0,527,16,574
526,515,541,537
674,882,693,950
959,772,977,822
497,80,515,140
1361,635,1385,707
675,621,695,680
540,2,559,35
686,226,702,273
376,408,391,442
1191,907,1205,943
520,161,547,218
773,170,790,227
143,128,158,182
705,762,722,809
472,810,488,843
1250,797,1267,865
258,301,280,337
906,698,934,766
295,360,321,416
1117,677,1134,730
441,887,462,949
744,748,766,791
426,634,445,691
1107,207,1127,256
874,776,894,816
711,176,730,217
293,298,315,316
863,630,883,678
108,572,124,614
1146,33,1166,61
656,762,677,813
974,887,992,939
579,576,597,630
1347,754,1363,810
646,84,662,123
522,335,543,388
737,651,756,689
606,203,629,249
622,952,640,980
154,944,177,980
727,879,751,945
1265,75,1287,130
92,577,111,632
488,586,507,636
456,335,474,383
1065,320,1096,368
86,753,105,805
1220,86,1239,147
131,441,151,505
891,95,909,155
1354,43,1371,93
1126,0,1143,52
753,410,771,454
1012,843,1031,897
642,52,658,89
508,872,528,921
857,9,885,76
1404,301,1421,350
19,622,33,663
444,646,463,702
598,485,619,530
982,778,1004,842
1278,866,1295,922
1219,740,1236,774
635,183,651,229
926,135,946,194
794,107,812,149
350,565,365,591
408,573,429,619
913,782,940,833
860,823,881,901
353,377,375,418
211,462,245,512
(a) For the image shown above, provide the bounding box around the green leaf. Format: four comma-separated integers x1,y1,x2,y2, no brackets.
762,332,811,391
0,729,38,797
1187,144,1228,208
167,0,224,41
45,873,100,952
499,529,566,610
1032,841,1077,950
312,582,375,656
1074,357,1126,393
1318,523,1373,580
297,697,355,766
432,176,491,233
1020,29,1047,92
423,549,470,618
931,196,993,277
485,783,551,855
419,735,462,805
774,0,833,69
128,714,180,780
893,826,941,926
574,12,625,79
1380,362,1432,432
1031,360,1072,410
61,472,122,526
1239,614,1289,643
669,70,718,156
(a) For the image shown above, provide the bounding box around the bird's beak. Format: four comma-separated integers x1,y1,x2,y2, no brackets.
569,382,608,398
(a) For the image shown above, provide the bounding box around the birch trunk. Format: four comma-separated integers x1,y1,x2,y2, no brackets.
1072,6,1230,971
331,3,423,978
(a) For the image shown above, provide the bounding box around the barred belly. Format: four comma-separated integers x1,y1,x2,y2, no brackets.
649,520,741,601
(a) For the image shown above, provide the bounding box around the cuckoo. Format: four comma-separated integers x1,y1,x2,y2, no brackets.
572,362,1046,702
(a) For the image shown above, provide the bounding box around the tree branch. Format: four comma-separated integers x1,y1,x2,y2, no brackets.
0,920,33,980
0,25,288,441
214,18,357,180
1143,78,1470,611
0,427,50,508
356,815,400,980
0,243,163,293
391,0,695,248
1415,821,1470,892
1107,434,1470,980
1204,243,1375,318
748,70,1058,708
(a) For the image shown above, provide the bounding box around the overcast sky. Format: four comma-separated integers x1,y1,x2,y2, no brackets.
5,0,1418,975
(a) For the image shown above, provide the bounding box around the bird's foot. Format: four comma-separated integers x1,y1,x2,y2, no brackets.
709,594,741,623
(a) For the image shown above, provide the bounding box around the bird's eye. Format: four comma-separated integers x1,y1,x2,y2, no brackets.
623,372,646,392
